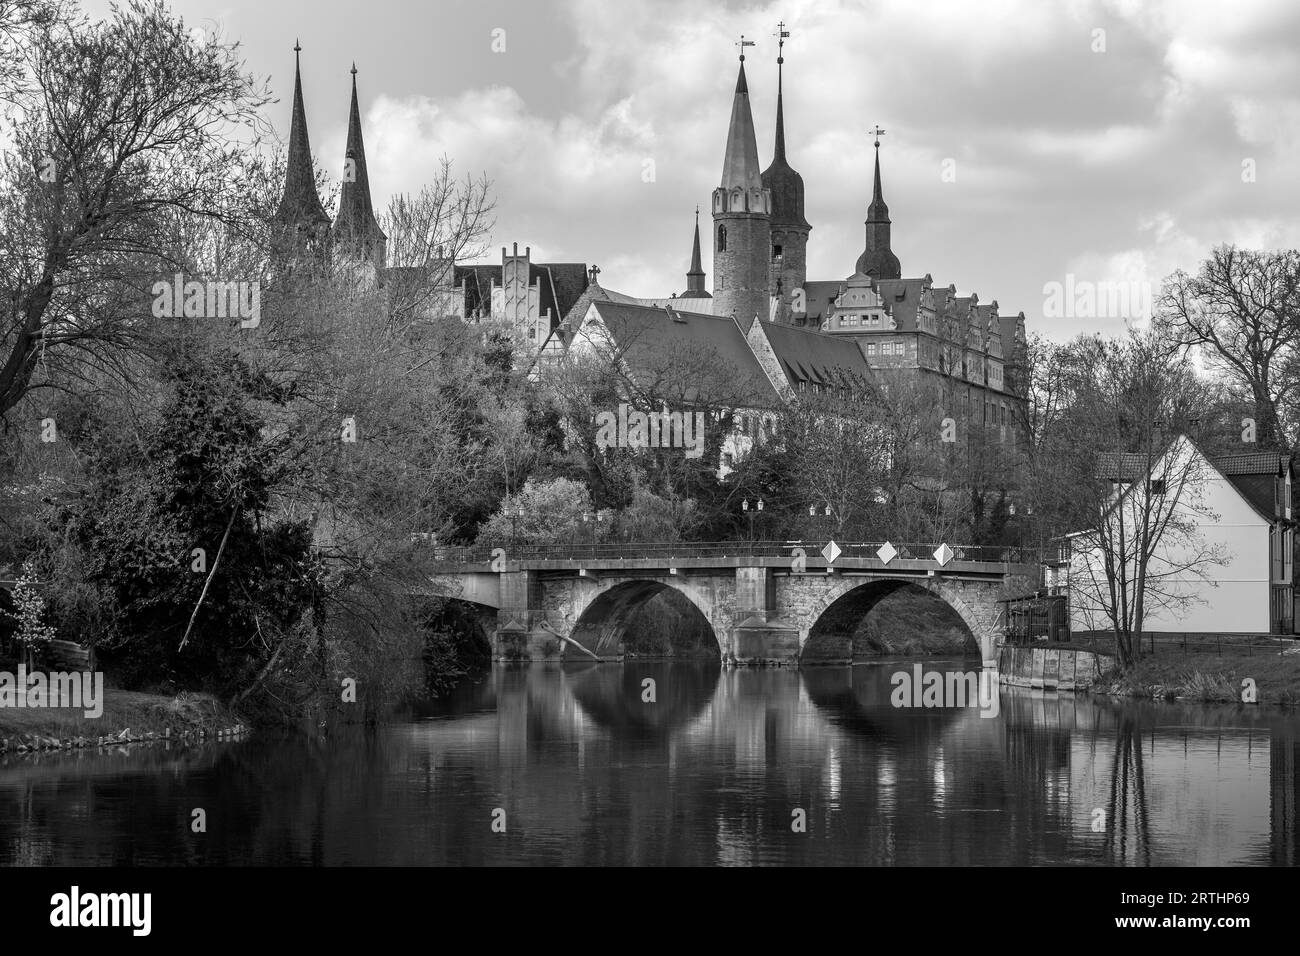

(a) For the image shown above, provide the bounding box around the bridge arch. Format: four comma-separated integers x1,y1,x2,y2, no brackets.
566,578,724,660
801,578,990,662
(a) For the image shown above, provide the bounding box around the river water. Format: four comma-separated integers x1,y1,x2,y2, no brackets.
1,660,1296,866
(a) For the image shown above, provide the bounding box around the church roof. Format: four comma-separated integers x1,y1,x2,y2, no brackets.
585,301,779,406
274,43,330,228
719,59,764,192
333,65,386,246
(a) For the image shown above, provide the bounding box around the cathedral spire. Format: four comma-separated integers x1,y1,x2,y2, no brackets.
720,37,763,192
682,206,710,298
855,126,900,280
333,62,387,267
274,40,330,230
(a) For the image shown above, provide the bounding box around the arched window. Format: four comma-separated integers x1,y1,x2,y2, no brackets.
717,225,727,252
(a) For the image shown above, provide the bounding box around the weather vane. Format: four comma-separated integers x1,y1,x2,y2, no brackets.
736,34,755,61
871,125,886,148
775,21,789,62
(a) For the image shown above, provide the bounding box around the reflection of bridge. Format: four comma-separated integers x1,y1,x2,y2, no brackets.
423,541,1038,665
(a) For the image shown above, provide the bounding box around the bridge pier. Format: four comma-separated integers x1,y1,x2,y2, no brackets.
730,566,801,664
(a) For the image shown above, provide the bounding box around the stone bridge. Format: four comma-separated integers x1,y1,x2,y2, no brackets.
421,541,1038,666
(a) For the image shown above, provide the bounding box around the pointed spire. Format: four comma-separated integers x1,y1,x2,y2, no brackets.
333,61,386,265
274,40,329,228
682,206,710,298
867,128,889,222
856,127,900,281
773,24,787,163
720,42,762,192
761,25,808,230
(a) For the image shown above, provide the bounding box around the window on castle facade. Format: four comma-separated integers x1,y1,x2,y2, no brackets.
718,225,727,252
772,243,783,258
865,343,877,355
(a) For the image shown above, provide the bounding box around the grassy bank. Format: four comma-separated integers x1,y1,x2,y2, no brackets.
0,687,248,753
1090,647,1300,706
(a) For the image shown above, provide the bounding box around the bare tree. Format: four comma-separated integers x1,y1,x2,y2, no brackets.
1062,330,1227,667
378,158,495,329
0,0,272,422
1157,245,1300,449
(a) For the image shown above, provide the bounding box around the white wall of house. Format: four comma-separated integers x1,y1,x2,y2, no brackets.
1069,436,1272,635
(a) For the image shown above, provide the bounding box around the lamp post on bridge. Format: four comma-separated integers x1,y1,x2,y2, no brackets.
808,502,831,542
742,497,764,543
506,505,524,549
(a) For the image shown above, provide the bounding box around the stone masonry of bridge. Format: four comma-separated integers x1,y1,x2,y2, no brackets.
426,549,1035,666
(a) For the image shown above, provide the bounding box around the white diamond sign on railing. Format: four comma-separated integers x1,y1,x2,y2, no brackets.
876,541,897,564
933,543,954,567
821,540,841,564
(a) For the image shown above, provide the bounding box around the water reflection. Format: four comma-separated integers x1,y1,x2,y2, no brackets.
0,662,1295,866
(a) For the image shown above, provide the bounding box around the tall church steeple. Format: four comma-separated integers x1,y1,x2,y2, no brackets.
712,37,771,324
761,23,810,324
333,63,387,270
855,129,901,280
274,41,330,241
682,207,711,298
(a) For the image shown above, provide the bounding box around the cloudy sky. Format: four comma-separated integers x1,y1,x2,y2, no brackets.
89,0,1300,339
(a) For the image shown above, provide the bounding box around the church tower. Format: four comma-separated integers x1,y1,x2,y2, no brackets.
854,132,901,281
712,40,771,324
333,64,387,271
760,25,810,325
272,42,331,267
680,207,711,298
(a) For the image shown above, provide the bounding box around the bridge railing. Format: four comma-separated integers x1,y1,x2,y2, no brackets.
418,539,1040,566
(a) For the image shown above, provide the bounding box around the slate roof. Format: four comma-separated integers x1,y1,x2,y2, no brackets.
585,301,780,406
759,319,874,391
874,276,930,332
801,280,843,326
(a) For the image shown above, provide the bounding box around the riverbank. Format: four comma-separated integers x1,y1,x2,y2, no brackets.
0,687,248,753
1089,647,1300,706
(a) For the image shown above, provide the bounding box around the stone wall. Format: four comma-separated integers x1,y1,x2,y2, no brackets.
997,645,1111,690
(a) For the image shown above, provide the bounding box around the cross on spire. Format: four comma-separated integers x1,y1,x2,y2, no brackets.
588,264,601,284
775,21,789,64
736,34,755,61
871,125,886,148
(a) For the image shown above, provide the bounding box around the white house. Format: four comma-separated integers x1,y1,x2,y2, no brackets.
1064,434,1295,636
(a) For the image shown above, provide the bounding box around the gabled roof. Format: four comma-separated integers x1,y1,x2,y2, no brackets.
757,319,874,391
1215,451,1292,476
583,301,779,406
1215,451,1292,519
1087,435,1287,528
